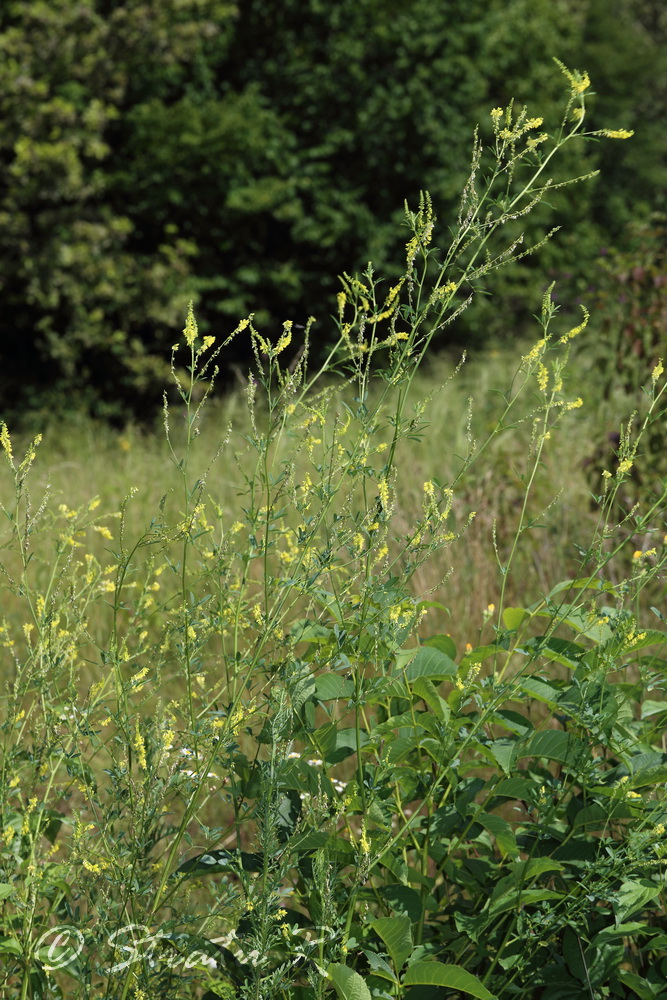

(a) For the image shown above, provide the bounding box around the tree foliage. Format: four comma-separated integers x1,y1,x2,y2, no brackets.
0,0,663,422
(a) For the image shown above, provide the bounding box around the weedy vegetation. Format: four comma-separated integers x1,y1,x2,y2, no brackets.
1,66,666,1000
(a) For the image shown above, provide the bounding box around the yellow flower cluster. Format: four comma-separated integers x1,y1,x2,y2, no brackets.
599,129,634,140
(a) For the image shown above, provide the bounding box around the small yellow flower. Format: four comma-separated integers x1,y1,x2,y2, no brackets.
652,358,664,383
93,525,113,541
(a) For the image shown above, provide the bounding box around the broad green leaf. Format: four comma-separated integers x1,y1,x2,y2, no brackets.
519,677,560,705
460,644,502,666
0,883,15,900
478,813,519,859
362,949,398,983
614,880,661,923
491,710,533,737
486,738,518,776
291,621,333,642
626,751,667,784
327,963,373,1000
314,673,354,701
640,700,667,720
402,962,497,999
624,629,666,652
402,646,457,681
503,607,529,630
520,730,587,766
0,937,23,956
174,849,263,877
508,858,564,882
489,888,563,916
491,776,535,800
547,577,618,598
381,884,423,922
616,970,658,1000
412,676,450,722
290,674,317,711
370,915,412,971
387,735,419,763
421,633,457,659
520,636,586,668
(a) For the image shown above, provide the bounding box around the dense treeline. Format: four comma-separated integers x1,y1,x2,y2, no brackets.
0,0,664,422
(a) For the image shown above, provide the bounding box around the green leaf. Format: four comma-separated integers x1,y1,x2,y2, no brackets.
490,710,533,737
397,646,457,681
520,636,586,668
478,813,519,859
503,607,529,630
491,776,535,800
624,629,666,652
362,949,398,983
402,962,497,999
616,970,659,1000
0,883,15,900
387,735,419,763
421,633,457,658
174,849,263,877
519,730,587,766
508,858,564,882
614,880,661,923
370,915,413,971
381,884,423,922
412,676,450,722
485,738,518,776
327,963,373,1000
314,673,354,701
518,676,560,705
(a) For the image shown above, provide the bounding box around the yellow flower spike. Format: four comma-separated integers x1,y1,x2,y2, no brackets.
92,525,113,540
133,718,147,771
183,301,198,347
554,58,591,96
275,320,293,354
0,423,14,468
599,129,634,140
652,358,664,383
536,363,549,392
559,304,589,344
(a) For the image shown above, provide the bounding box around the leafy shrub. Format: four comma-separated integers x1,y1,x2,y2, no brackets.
1,70,666,1000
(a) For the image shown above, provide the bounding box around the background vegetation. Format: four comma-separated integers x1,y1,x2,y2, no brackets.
0,0,665,423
